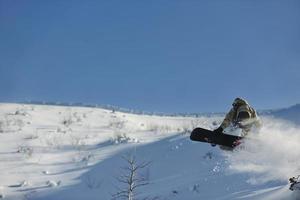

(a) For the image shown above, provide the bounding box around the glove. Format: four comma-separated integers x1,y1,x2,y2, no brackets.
214,126,223,134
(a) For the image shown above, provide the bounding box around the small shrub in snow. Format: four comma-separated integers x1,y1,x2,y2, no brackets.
112,133,139,144
70,135,86,149
83,174,102,190
72,112,82,122
15,119,25,131
190,119,200,130
190,184,200,193
62,118,73,127
113,134,131,144
56,127,68,134
17,146,33,158
109,119,126,129
14,110,28,116
46,180,61,187
203,152,213,160
147,123,174,133
0,121,4,133
181,127,191,135
81,153,94,164
44,136,63,148
72,152,94,166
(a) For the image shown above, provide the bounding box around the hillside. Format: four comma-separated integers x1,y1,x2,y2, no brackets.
0,103,299,200
267,104,300,125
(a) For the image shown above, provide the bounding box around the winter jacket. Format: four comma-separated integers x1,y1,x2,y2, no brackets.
220,98,261,134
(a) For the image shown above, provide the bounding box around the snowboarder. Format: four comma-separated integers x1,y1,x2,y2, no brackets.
214,97,261,137
190,97,261,149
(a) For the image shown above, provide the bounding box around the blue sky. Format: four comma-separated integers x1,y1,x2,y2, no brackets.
1,0,300,113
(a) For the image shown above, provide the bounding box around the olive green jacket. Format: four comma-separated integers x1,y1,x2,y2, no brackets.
220,100,261,132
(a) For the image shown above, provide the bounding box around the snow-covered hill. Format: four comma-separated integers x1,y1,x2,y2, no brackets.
0,103,299,200
266,104,300,125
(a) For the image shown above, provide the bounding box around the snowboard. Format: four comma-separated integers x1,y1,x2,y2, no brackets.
190,127,243,148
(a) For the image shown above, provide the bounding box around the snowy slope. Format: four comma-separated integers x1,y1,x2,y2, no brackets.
0,103,299,200
267,104,300,125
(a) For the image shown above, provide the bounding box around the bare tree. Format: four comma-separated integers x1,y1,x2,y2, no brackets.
112,154,151,200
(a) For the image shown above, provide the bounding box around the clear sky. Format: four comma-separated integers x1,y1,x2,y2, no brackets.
1,0,300,113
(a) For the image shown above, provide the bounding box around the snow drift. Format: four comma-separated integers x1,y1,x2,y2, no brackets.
227,118,300,184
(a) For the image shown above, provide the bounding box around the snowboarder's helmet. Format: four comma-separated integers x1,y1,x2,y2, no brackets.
232,97,247,108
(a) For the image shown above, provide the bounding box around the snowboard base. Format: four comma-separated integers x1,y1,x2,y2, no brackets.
190,127,243,148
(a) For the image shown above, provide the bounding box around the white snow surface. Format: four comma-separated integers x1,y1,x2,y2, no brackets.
0,103,299,200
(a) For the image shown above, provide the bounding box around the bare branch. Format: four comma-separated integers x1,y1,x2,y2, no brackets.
112,153,152,200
